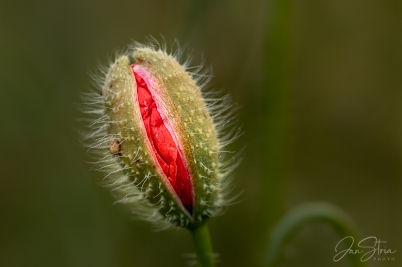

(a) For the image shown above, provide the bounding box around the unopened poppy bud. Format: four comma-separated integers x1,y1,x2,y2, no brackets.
81,42,241,228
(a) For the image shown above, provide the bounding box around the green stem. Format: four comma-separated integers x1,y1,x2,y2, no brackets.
189,222,215,267
266,202,366,267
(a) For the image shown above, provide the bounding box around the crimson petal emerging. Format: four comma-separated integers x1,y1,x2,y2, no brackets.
133,65,193,213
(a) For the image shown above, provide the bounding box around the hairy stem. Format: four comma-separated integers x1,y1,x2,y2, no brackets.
266,202,366,267
189,222,215,267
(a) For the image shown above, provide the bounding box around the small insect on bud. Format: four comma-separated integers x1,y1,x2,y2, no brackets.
80,40,242,229
109,139,121,156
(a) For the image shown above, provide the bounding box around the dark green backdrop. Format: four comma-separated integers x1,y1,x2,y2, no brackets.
0,0,400,266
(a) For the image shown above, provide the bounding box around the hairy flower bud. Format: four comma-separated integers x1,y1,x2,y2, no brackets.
81,42,241,229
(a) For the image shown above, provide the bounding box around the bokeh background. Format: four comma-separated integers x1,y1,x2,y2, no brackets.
1,0,401,266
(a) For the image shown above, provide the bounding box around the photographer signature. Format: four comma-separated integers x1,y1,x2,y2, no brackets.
334,236,396,262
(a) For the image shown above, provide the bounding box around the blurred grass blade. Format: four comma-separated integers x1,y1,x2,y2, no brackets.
257,0,293,257
266,202,366,267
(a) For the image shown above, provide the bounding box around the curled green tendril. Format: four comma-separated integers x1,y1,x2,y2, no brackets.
266,202,367,267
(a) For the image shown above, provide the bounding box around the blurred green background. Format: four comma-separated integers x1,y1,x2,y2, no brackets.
0,0,401,266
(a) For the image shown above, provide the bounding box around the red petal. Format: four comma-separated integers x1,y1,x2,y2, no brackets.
133,66,193,213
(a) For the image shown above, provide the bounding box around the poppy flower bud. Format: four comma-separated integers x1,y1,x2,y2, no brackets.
81,42,241,229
